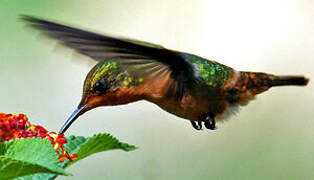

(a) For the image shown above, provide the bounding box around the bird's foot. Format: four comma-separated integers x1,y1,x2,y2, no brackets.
190,120,202,130
204,113,216,130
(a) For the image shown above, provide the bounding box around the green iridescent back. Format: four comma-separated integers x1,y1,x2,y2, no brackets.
180,53,233,88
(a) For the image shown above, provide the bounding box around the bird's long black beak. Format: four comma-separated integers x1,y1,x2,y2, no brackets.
59,104,87,134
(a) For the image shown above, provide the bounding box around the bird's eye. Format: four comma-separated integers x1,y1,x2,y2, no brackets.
92,79,108,94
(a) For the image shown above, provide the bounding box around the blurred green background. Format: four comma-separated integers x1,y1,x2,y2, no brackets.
0,0,313,179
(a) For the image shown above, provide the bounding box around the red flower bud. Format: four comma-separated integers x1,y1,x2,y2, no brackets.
0,112,77,162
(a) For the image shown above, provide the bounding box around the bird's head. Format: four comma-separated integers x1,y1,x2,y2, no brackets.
59,61,117,134
59,61,146,134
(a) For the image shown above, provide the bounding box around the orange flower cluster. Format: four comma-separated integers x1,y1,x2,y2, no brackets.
0,113,77,162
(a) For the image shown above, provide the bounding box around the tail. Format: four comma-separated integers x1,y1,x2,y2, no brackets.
271,76,309,87
236,72,309,95
230,72,309,105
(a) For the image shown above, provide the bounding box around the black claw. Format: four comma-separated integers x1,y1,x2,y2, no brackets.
190,121,202,130
204,120,216,130
204,113,216,130
198,121,203,130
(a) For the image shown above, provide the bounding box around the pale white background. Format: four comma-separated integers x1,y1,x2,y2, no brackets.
0,0,313,179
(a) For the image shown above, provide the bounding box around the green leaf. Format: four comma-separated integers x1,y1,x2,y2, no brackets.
18,133,137,180
63,133,137,167
0,138,69,180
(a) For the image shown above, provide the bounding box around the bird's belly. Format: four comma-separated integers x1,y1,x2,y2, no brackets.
157,102,201,121
152,93,215,122
155,98,238,122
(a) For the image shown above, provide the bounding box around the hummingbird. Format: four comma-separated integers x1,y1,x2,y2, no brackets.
22,16,309,134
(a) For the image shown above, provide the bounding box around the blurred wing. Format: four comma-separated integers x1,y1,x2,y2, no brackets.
22,15,196,99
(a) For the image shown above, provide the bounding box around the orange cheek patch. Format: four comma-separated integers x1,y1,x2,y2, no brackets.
85,70,173,108
87,89,143,108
